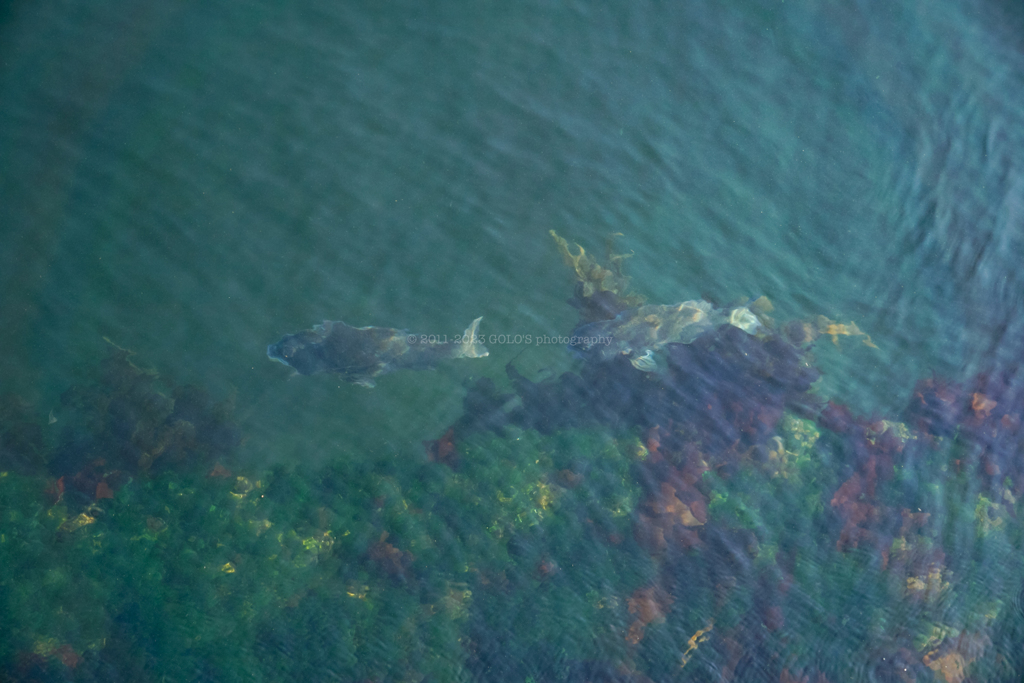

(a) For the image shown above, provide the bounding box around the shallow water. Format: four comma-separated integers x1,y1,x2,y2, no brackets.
3,0,1024,680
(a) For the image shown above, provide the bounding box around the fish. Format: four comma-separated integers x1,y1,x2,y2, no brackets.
268,316,488,387
570,300,763,371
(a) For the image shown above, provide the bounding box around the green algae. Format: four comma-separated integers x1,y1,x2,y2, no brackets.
0,425,651,681
4,339,1024,683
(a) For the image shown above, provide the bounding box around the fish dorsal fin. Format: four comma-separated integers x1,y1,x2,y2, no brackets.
459,317,489,358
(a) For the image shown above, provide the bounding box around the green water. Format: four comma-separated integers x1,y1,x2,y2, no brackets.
3,0,1024,680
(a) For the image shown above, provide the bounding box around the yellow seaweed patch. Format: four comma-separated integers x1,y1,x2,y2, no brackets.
974,495,1006,536
906,565,950,602
549,230,640,301
680,621,714,668
923,631,992,683
59,513,96,533
815,316,879,349
346,584,369,599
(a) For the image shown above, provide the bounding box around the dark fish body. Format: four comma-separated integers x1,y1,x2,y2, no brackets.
268,317,488,387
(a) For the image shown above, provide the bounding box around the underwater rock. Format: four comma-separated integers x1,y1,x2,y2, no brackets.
488,233,856,451
267,317,488,387
656,326,821,454
502,322,820,456
48,343,241,485
506,355,658,433
907,366,1024,498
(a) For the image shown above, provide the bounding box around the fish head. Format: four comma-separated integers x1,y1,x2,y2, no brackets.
267,330,329,375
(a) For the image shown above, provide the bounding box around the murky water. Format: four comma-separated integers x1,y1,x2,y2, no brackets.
3,0,1024,680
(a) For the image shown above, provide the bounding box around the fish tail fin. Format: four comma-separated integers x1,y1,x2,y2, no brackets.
459,317,489,358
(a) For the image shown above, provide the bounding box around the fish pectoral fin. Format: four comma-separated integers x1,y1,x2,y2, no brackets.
630,350,657,372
